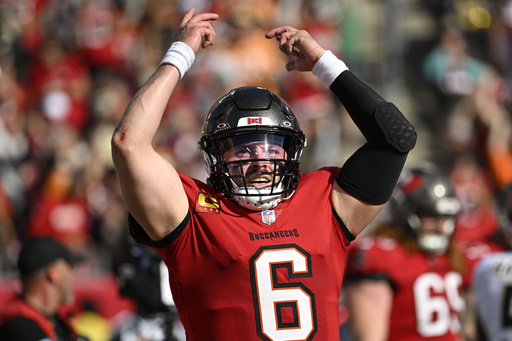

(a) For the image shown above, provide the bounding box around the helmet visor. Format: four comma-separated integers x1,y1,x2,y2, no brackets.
218,133,291,191
219,134,288,162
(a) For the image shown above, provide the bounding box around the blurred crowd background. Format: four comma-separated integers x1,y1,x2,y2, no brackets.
0,0,511,339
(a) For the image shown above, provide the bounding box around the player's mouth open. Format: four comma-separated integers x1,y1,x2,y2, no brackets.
248,176,273,188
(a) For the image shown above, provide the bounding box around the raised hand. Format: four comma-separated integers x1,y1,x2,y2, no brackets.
265,26,326,72
175,8,218,52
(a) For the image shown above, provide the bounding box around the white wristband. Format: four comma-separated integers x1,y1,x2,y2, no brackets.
160,42,195,80
312,50,349,88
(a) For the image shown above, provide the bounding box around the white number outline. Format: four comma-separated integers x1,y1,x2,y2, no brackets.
249,244,317,341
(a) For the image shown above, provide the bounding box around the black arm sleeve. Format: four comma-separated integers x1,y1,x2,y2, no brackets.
331,71,417,205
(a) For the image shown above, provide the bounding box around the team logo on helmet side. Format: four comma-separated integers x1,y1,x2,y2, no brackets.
214,123,231,132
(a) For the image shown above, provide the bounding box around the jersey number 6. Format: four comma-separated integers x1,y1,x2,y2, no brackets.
250,244,317,341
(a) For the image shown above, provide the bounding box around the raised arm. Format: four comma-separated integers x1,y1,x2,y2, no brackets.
266,27,416,237
111,9,218,241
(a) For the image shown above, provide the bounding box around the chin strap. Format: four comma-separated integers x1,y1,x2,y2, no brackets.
416,219,455,253
232,186,283,211
233,194,281,211
233,189,297,211
230,179,296,211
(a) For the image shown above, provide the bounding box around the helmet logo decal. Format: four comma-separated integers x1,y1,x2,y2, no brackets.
237,117,273,127
248,117,263,124
214,123,230,132
196,193,221,214
401,173,424,196
261,210,276,225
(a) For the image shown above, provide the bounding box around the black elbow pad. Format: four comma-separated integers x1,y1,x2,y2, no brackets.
375,102,417,153
337,104,417,205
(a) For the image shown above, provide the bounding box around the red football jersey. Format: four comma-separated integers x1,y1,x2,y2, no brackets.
130,167,353,341
344,237,467,341
457,239,505,284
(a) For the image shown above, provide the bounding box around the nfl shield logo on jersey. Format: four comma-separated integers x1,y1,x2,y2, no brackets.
261,210,276,225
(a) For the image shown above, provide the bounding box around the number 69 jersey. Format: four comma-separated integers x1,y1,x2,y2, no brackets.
129,167,354,341
344,237,469,341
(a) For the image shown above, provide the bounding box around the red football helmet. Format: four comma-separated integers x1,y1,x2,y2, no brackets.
390,163,461,252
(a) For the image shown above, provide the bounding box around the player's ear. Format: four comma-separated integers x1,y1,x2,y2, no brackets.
46,264,59,283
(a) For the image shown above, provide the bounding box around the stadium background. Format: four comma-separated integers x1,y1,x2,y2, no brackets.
0,0,510,339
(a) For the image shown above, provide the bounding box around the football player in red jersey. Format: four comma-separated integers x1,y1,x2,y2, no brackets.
111,8,416,341
343,163,472,341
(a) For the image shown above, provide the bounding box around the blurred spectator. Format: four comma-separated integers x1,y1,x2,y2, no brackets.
0,63,29,267
422,20,512,168
0,236,87,341
76,2,139,76
25,163,91,253
0,183,18,269
200,0,285,92
28,36,92,132
474,73,512,189
423,27,491,99
450,153,500,244
487,0,512,91
423,26,494,161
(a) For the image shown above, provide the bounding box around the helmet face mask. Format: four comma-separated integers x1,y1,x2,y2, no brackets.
415,215,456,253
200,87,306,210
219,134,287,189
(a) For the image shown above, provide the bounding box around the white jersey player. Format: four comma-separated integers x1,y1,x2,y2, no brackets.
473,252,512,340
472,185,512,341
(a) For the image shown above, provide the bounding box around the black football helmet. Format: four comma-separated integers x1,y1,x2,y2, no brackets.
390,163,461,252
199,86,306,210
